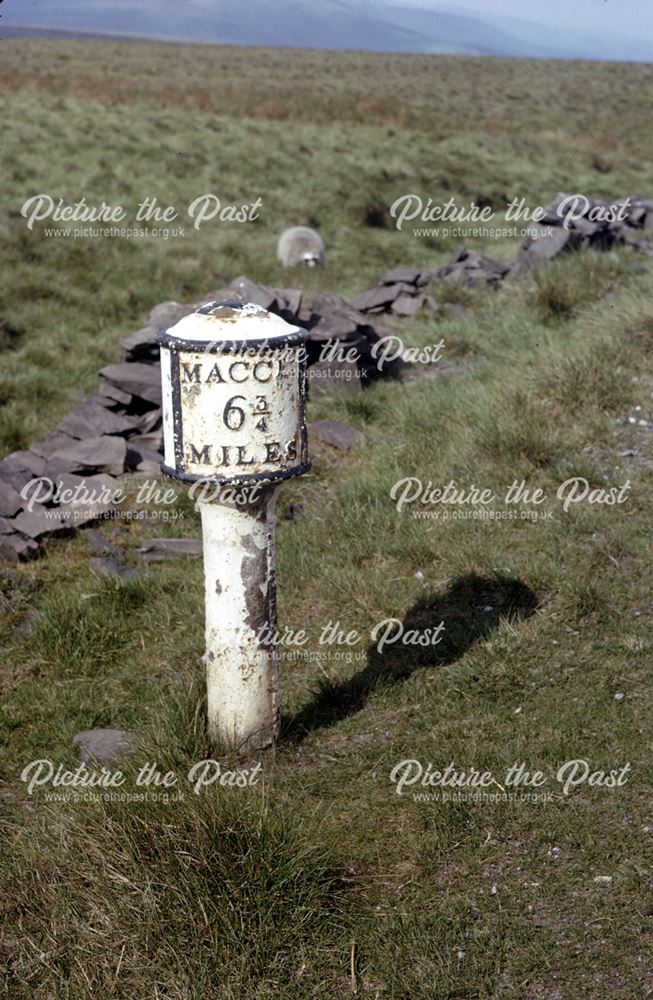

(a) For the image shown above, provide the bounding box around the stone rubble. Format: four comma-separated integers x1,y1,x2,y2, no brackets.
352,192,653,316
0,191,650,561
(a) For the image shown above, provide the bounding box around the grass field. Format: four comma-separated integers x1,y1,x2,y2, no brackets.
1,38,652,999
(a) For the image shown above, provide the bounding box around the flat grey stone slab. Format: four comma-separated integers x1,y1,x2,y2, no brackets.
0,533,39,562
0,480,23,518
307,358,362,394
13,508,74,541
304,291,362,334
309,420,366,450
0,451,46,493
90,556,143,581
306,312,361,340
391,292,427,316
73,728,141,763
517,223,584,266
120,325,159,361
351,285,401,312
129,408,162,435
126,444,163,474
443,303,468,320
47,436,127,477
380,267,426,286
138,538,202,561
99,363,162,406
57,398,139,440
134,429,163,454
84,528,125,558
96,381,133,407
148,300,194,330
31,432,80,461
229,276,277,311
275,288,303,316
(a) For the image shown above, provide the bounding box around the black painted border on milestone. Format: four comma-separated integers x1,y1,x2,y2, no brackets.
155,300,309,354
158,301,311,487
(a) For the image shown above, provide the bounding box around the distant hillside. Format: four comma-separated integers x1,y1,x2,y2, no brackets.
2,0,651,60
0,25,191,44
418,4,652,61
381,5,565,58
2,0,428,53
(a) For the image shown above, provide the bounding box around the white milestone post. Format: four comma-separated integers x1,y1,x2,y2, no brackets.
157,301,310,751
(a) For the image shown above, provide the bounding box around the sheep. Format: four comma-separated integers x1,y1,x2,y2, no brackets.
276,226,326,268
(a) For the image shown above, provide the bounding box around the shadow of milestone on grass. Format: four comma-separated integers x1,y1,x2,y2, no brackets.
283,573,538,741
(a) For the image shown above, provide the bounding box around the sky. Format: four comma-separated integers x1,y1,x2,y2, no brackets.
392,0,653,39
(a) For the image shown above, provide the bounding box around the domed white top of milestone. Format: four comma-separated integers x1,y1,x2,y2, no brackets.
168,301,301,342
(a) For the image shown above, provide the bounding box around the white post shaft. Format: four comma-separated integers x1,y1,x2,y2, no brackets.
199,487,280,750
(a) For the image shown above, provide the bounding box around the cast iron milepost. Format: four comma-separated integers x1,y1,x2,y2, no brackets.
157,301,310,750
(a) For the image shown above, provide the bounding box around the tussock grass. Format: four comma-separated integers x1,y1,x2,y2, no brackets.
3,791,347,999
529,254,627,322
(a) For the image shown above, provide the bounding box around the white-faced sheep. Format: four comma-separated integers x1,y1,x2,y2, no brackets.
276,226,326,268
